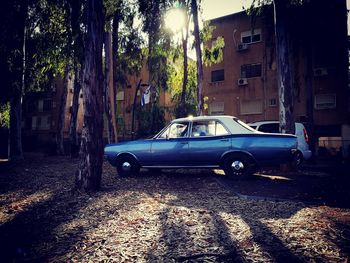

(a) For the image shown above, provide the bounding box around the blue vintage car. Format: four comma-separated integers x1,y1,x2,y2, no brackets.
104,116,297,177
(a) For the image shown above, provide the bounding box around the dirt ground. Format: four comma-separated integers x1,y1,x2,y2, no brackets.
0,153,350,262
214,163,350,208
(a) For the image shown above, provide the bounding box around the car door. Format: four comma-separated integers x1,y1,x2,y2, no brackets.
151,121,190,167
187,120,231,166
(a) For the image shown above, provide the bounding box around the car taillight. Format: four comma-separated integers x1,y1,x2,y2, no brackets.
303,128,309,144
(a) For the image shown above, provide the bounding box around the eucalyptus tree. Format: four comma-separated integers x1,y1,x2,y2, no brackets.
68,0,85,157
75,0,105,191
111,0,143,121
104,0,118,144
0,0,28,160
248,0,297,134
136,0,174,132
191,0,204,116
178,0,191,118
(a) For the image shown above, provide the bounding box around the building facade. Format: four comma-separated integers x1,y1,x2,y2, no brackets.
22,65,174,152
203,1,349,157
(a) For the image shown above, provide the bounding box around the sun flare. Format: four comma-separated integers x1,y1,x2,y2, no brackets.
165,8,186,33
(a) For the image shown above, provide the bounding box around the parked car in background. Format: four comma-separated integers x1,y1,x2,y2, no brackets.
104,116,298,178
248,121,312,165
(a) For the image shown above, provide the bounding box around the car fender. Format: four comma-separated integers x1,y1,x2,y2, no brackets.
115,152,140,165
220,150,258,167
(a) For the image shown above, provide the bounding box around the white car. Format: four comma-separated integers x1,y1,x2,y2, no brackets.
248,121,312,165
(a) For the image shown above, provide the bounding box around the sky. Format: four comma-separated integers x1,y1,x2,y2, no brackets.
201,0,350,34
201,0,253,20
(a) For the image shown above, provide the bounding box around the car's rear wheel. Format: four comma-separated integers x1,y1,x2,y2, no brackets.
223,154,256,178
116,155,140,177
294,151,304,167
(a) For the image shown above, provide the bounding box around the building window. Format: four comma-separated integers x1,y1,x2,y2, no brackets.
43,99,52,111
40,115,51,130
32,116,37,130
241,63,262,78
209,102,224,115
240,100,263,115
38,99,52,112
117,91,125,101
28,100,37,113
38,100,44,112
241,29,262,44
314,94,336,110
269,98,277,107
211,69,224,82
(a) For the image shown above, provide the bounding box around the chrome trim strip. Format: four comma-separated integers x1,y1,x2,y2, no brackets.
142,165,220,169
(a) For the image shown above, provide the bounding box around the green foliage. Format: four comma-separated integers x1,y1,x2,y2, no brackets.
0,103,10,128
137,0,174,89
201,21,225,67
138,104,165,138
203,36,225,67
25,0,72,92
167,50,198,118
200,21,216,43
113,0,144,87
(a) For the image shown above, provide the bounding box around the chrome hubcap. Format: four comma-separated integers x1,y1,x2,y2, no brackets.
232,160,244,171
122,162,131,172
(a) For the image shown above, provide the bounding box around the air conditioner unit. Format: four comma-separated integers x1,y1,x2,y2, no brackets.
313,67,328,77
237,43,248,51
238,78,248,86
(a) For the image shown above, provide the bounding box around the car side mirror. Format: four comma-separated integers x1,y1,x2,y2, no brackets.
166,134,169,140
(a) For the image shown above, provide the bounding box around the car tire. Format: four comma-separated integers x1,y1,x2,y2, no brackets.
223,154,256,178
116,155,140,177
294,151,304,167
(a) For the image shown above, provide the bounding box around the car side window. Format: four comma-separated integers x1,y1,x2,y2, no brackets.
159,122,189,139
258,123,279,133
191,120,228,137
215,122,229,135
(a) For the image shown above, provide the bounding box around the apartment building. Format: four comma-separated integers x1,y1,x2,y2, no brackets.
203,1,349,157
22,76,84,151
115,66,174,140
22,64,174,152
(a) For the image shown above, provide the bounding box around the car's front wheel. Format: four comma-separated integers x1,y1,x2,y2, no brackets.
116,155,140,177
223,154,256,178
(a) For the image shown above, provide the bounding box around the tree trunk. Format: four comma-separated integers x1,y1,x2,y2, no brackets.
9,2,27,161
56,68,69,155
75,0,104,192
9,92,23,161
305,43,315,154
104,31,116,143
69,66,81,157
274,0,295,135
179,14,189,118
112,12,121,124
131,80,142,140
191,0,204,116
68,0,84,158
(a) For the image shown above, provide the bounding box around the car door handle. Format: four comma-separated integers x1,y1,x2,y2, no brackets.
180,142,188,144
220,139,229,142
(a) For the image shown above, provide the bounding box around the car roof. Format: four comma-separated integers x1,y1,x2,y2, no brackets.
170,115,256,135
248,120,303,126
173,115,237,123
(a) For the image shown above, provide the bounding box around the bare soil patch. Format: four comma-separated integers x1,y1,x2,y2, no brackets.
0,153,349,262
